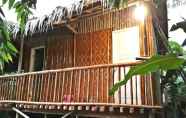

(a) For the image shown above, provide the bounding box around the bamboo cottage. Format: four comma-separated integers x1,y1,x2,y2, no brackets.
0,0,167,117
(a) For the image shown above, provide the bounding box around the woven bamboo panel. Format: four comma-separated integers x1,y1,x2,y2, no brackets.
75,33,92,66
75,29,112,66
92,29,112,65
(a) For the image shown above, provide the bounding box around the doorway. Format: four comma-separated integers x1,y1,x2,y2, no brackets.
112,26,141,105
30,46,45,72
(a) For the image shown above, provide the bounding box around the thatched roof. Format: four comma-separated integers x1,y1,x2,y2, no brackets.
10,0,85,38
9,0,115,38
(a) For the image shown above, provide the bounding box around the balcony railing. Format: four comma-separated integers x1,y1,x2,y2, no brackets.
0,62,162,109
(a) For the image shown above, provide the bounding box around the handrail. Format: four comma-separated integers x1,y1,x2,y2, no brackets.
0,61,142,78
0,61,161,108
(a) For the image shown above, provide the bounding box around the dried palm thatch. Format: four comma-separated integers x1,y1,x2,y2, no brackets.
9,0,128,38
9,0,85,38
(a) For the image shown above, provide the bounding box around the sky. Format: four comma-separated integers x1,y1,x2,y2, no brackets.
167,0,186,47
2,0,80,22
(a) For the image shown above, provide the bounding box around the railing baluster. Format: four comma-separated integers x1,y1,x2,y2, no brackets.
0,78,2,100
49,72,54,102
135,75,138,105
150,73,154,106
73,70,77,102
53,72,58,102
101,68,104,103
3,78,6,100
82,69,86,102
39,73,44,102
45,73,50,102
32,74,36,101
56,72,61,102
16,76,20,100
130,73,133,105
30,75,34,101
61,71,65,102
96,68,99,102
64,71,69,102
91,68,95,103
77,70,81,102
106,67,109,103
118,66,121,104
87,69,90,102
21,75,26,101
37,74,42,102
144,75,147,105
27,74,31,101
0,62,160,109
19,76,22,101
69,70,73,102
123,67,127,104
8,77,12,100
3,78,5,100
42,73,46,102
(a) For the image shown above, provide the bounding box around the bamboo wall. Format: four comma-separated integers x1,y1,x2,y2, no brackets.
20,3,161,107
22,5,156,70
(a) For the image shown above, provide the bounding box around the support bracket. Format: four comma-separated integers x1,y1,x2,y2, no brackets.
61,111,73,118
12,107,30,118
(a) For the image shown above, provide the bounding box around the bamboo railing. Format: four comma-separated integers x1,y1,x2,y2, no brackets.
0,62,161,108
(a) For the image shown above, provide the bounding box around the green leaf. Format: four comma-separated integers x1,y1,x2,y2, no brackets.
0,51,9,63
169,41,183,55
2,0,8,5
0,24,10,41
0,8,5,17
9,0,15,9
13,1,22,8
6,53,13,62
110,54,185,95
6,41,18,53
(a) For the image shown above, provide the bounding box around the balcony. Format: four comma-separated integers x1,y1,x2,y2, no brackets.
0,62,162,112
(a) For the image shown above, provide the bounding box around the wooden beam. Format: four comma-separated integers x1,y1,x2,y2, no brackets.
66,24,77,34
0,101,163,109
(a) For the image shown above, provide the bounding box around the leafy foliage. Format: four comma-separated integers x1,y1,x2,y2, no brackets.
0,0,35,70
169,41,184,55
110,54,185,95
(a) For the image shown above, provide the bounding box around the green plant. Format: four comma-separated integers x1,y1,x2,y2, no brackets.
0,0,35,70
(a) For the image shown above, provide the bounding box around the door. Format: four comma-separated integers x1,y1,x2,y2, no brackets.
112,26,141,105
30,46,45,72
29,46,45,101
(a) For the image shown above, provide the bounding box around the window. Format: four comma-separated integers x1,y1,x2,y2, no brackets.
30,46,45,72
112,26,140,63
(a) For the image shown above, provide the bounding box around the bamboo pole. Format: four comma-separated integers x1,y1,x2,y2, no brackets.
18,38,24,73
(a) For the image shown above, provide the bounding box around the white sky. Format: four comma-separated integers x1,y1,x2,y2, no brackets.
2,0,80,22
167,0,186,47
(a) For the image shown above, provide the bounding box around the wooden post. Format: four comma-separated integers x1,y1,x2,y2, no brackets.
18,38,24,73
